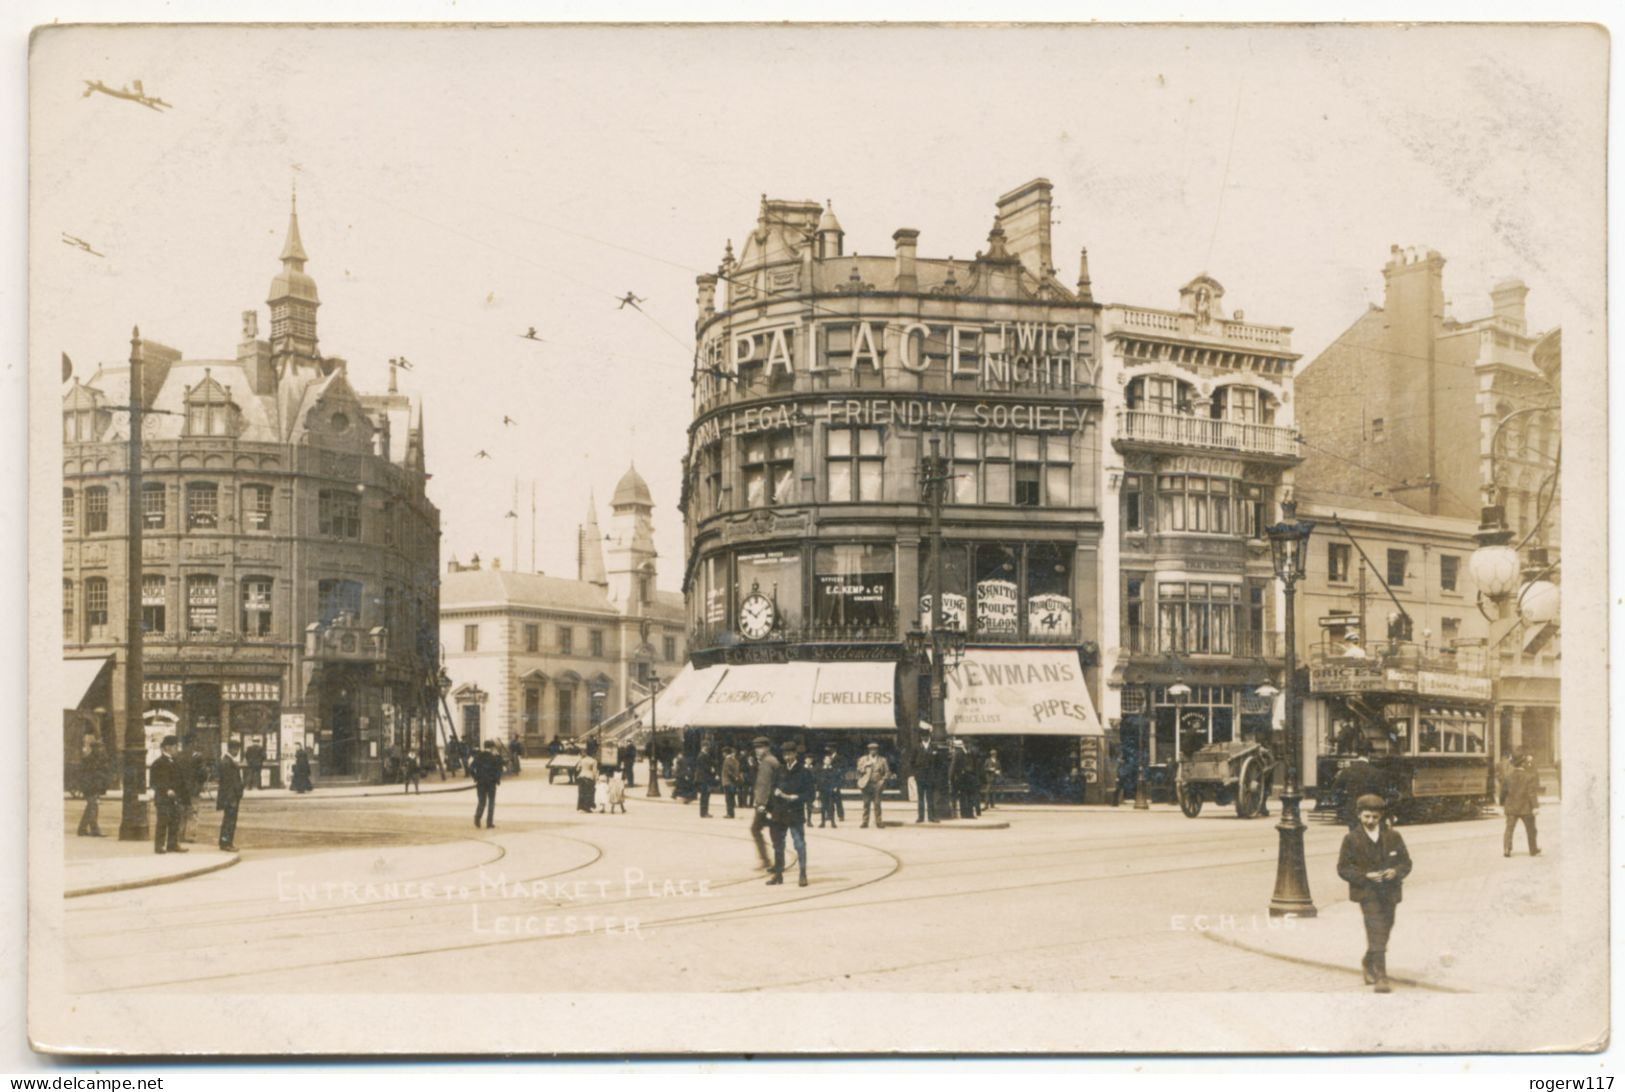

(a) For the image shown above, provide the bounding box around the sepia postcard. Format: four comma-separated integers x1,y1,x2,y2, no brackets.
26,20,1609,1056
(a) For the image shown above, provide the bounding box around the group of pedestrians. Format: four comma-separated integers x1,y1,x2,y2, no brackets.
909,730,1001,823
143,734,246,854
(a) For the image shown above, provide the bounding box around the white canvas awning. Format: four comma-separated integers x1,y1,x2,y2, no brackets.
62,657,113,712
638,664,728,730
808,662,897,729
943,648,1102,737
687,662,818,728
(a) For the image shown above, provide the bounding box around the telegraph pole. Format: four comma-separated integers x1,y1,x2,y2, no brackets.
924,437,949,747
117,327,149,841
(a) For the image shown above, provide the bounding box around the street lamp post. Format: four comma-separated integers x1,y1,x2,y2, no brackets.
645,672,662,798
118,327,149,842
1133,687,1151,810
904,436,966,818
1266,499,1316,918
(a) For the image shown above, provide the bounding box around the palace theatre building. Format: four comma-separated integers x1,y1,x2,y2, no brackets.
673,180,1108,799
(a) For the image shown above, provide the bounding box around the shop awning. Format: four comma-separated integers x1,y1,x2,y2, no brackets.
639,664,728,730
808,662,897,729
62,656,113,712
943,648,1102,737
681,661,899,731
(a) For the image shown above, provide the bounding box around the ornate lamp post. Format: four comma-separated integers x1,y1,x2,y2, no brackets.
1265,499,1316,918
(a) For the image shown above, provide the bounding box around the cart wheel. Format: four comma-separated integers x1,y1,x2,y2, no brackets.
1236,757,1265,818
1178,780,1203,818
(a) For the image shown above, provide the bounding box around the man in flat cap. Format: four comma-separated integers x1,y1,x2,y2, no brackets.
748,736,781,870
1499,753,1542,858
1336,793,1412,993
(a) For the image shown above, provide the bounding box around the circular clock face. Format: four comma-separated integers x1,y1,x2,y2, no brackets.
738,593,775,640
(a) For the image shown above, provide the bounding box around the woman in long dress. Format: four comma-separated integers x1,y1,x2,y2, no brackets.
575,751,599,813
291,746,314,794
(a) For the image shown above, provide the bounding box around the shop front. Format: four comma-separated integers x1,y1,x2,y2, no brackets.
941,647,1104,801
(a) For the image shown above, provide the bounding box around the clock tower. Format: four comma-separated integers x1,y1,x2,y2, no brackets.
606,462,657,614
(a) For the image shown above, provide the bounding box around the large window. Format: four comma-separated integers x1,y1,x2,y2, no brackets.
947,432,1071,507
812,544,895,628
319,489,361,539
186,574,219,636
1157,581,1241,654
1156,474,1256,535
241,577,272,637
735,549,803,632
826,427,884,502
141,574,166,635
186,482,219,530
1122,473,1146,533
85,486,109,533
84,577,108,641
1127,374,1191,415
918,543,971,630
317,578,362,625
1440,554,1460,592
697,442,723,515
1213,385,1270,424
1386,549,1409,588
1123,574,1147,652
1328,542,1351,583
62,489,74,535
62,580,73,638
1025,543,1073,637
241,484,273,532
974,544,1020,635
742,431,795,507
142,482,166,529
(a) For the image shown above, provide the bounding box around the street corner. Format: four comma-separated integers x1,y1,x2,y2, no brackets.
65,843,241,899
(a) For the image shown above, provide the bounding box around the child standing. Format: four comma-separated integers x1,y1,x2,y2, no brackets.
607,770,627,814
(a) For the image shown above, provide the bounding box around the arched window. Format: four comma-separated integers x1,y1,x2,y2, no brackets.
84,577,109,641
186,482,219,529
1126,375,1194,416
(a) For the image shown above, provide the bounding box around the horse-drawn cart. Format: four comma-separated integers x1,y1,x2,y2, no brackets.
1175,740,1275,818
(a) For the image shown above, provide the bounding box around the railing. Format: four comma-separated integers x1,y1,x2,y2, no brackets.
1120,627,1284,658
686,606,1086,651
1310,639,1487,676
1118,308,1182,333
1114,308,1292,348
1116,409,1301,458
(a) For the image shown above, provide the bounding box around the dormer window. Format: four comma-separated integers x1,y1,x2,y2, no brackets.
183,370,240,438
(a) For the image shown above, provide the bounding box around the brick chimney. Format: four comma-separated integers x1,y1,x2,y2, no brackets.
994,178,1054,284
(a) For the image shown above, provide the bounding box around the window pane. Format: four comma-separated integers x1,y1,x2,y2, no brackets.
827,461,853,502
952,468,977,504
745,468,766,507
827,428,852,457
770,432,794,461
1045,465,1070,505
952,431,978,459
985,463,1011,504
858,429,883,457
1044,434,1070,462
985,432,1011,459
858,461,883,501
1015,434,1041,461
772,464,795,503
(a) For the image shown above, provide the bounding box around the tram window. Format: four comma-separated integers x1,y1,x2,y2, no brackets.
1417,719,1443,754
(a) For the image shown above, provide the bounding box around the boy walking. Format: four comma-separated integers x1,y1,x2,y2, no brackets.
1336,793,1413,993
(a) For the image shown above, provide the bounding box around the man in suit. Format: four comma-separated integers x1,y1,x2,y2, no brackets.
1336,793,1413,993
472,740,504,828
695,744,718,818
76,737,112,837
215,742,245,852
243,741,265,791
1501,753,1542,857
619,742,637,788
856,741,890,829
914,729,944,824
767,743,814,887
177,737,205,843
149,735,186,854
719,745,742,818
748,736,782,870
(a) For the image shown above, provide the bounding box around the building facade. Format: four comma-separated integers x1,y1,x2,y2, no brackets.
1294,248,1561,776
1097,276,1301,798
677,180,1108,799
437,470,686,751
61,202,441,785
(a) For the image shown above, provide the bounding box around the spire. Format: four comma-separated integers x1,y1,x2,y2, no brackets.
280,189,308,265
579,492,608,587
1075,246,1093,301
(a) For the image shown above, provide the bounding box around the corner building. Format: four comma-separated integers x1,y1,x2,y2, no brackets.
61,202,440,785
677,180,1108,800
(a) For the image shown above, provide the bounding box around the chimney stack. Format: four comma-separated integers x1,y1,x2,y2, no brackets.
1490,278,1529,335
893,228,919,292
994,178,1054,284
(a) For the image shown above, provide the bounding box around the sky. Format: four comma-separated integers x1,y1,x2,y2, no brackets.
30,23,1607,588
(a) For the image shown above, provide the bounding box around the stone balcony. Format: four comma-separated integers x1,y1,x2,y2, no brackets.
1115,409,1301,460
